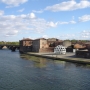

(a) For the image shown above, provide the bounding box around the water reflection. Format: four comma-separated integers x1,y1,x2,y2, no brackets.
20,54,90,69
20,54,47,68
0,50,90,90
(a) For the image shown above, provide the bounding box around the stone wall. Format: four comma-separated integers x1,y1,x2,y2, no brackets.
19,46,32,53
23,40,32,46
76,50,90,58
86,44,90,51
32,40,40,52
40,39,48,49
19,39,33,47
39,47,54,53
66,48,76,52
32,39,49,52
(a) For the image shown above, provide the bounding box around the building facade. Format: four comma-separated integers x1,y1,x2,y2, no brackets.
19,38,63,53
19,38,33,53
32,38,49,52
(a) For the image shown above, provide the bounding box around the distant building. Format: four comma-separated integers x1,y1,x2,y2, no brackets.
75,41,90,58
19,38,63,53
63,40,71,48
32,38,49,52
54,45,66,54
19,38,33,53
47,38,58,41
85,42,90,51
47,38,63,47
76,50,90,58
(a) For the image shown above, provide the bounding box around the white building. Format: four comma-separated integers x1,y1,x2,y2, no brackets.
54,45,66,54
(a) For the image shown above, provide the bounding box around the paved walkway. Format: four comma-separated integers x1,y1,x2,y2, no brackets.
26,52,90,64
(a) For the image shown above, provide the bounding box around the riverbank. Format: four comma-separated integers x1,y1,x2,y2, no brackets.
25,52,90,65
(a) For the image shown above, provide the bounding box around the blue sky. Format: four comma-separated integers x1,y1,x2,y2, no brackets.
0,0,90,41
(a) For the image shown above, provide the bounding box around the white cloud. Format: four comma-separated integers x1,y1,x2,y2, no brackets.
59,21,69,25
0,12,61,37
17,8,25,12
57,33,76,40
47,21,58,27
42,35,48,39
0,10,4,16
0,12,48,37
58,30,90,40
32,10,43,13
0,0,28,8
5,30,18,36
81,30,90,39
0,11,79,38
45,0,90,12
0,11,78,37
70,20,76,24
58,20,76,25
79,15,90,22
29,13,36,19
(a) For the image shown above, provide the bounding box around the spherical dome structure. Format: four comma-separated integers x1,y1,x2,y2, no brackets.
54,45,66,54
63,40,71,48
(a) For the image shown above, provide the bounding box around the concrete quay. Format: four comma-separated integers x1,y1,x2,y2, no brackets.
25,52,90,65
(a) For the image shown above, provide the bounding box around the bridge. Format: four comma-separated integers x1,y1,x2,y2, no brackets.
0,44,20,51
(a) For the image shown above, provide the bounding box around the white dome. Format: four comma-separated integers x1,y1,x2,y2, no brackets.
54,45,66,54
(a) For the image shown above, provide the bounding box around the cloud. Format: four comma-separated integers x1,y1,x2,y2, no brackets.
29,13,36,19
0,11,78,38
0,12,48,37
0,13,89,40
58,20,76,25
0,0,28,8
5,30,18,36
0,10,4,16
70,20,76,24
42,35,48,39
32,10,43,13
17,8,25,12
45,0,90,12
81,30,90,39
57,30,90,40
59,21,69,25
47,21,58,27
79,15,90,22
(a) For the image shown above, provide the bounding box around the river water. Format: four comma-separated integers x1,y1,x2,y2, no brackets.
0,50,90,90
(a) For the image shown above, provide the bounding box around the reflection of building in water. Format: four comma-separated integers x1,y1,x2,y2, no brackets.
54,60,75,69
64,62,75,69
20,54,47,68
54,60,65,64
33,58,47,68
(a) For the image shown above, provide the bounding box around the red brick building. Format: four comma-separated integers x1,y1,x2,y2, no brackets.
19,38,33,53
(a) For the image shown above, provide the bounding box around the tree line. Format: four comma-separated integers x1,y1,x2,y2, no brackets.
64,39,90,44
0,41,19,45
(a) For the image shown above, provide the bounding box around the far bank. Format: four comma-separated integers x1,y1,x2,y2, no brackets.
22,52,90,65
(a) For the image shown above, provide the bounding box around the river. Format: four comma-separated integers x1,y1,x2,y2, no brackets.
0,50,90,90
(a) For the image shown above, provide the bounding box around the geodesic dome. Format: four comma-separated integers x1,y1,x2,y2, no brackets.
54,45,66,54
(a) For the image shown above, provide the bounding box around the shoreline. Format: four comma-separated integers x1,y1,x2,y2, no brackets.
22,52,90,65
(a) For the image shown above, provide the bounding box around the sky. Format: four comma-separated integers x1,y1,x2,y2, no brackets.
0,0,90,41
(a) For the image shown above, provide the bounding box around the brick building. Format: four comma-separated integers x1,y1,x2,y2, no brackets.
47,38,63,47
32,38,63,53
19,38,63,53
32,38,49,52
19,38,33,53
